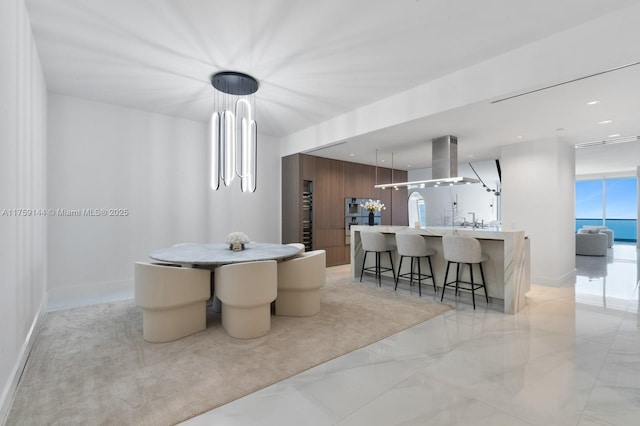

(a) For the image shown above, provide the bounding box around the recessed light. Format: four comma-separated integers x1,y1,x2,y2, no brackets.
349,153,355,157
516,135,523,139
587,100,600,105
599,120,613,124
380,159,385,162
407,164,411,168
608,134,621,138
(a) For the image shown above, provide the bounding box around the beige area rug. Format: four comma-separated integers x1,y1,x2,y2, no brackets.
7,268,451,426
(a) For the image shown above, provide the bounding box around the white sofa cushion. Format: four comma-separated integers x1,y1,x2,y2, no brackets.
576,232,608,256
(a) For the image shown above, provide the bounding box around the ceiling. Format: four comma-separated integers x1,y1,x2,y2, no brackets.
25,0,640,176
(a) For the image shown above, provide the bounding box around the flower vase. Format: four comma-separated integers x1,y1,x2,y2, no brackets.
368,212,375,226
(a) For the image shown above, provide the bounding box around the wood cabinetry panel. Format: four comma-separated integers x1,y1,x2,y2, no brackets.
281,155,301,244
315,157,344,229
361,165,376,199
325,246,349,267
283,154,408,265
343,161,362,197
300,153,316,181
314,228,344,248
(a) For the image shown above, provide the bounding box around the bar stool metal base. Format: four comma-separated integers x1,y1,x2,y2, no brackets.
360,250,395,286
440,261,488,309
395,255,436,296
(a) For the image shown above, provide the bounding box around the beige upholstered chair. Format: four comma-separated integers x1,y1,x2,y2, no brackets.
214,260,277,339
287,242,306,253
134,262,210,343
360,231,396,286
440,235,489,309
276,250,326,316
395,232,436,296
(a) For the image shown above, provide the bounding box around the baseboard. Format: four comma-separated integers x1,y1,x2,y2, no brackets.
532,268,577,287
47,279,134,311
0,295,48,426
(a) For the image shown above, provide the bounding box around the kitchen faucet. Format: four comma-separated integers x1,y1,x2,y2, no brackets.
468,212,476,228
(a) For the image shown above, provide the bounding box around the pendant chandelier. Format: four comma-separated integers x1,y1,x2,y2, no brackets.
210,71,259,192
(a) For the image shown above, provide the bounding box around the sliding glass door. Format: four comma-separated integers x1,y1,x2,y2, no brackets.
605,178,638,242
575,177,638,243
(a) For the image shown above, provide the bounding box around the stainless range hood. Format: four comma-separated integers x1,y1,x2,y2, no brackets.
374,135,480,189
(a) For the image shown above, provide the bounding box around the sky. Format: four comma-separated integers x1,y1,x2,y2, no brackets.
576,177,638,219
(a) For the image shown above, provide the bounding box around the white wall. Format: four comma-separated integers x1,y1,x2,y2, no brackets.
408,160,501,227
47,95,281,304
206,133,281,244
0,0,48,421
501,139,576,285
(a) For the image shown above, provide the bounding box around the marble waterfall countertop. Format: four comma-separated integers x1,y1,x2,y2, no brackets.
356,225,526,240
350,225,531,314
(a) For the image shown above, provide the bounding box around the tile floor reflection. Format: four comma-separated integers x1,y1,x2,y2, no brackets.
180,245,639,425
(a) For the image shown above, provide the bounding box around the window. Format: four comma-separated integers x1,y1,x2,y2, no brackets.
575,180,604,228
408,191,426,227
575,177,637,242
605,178,638,242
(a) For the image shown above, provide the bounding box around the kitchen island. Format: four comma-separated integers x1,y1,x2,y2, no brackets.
350,225,530,314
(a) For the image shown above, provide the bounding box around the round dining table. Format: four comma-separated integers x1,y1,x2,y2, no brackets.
148,242,303,267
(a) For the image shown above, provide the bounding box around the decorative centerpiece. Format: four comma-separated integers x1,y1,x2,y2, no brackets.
225,232,250,251
361,199,385,226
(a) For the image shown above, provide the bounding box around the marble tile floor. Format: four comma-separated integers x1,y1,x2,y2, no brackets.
182,244,640,426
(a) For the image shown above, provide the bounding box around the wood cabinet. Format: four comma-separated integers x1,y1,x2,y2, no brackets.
282,153,408,266
281,155,301,245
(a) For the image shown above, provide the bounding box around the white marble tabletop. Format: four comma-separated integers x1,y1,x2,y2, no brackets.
148,243,302,266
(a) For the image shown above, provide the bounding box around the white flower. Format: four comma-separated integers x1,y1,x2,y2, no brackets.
361,199,385,213
225,232,250,244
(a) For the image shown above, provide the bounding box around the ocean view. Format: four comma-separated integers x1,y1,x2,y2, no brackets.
576,218,638,242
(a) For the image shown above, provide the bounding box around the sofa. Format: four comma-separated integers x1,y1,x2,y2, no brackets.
578,226,614,247
575,232,608,256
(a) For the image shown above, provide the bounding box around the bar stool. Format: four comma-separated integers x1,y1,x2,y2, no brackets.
395,232,437,296
360,231,396,286
440,234,489,309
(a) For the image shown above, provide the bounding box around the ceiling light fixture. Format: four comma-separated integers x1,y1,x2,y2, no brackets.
210,71,259,192
376,176,479,190
587,100,600,105
598,120,613,125
374,136,480,190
